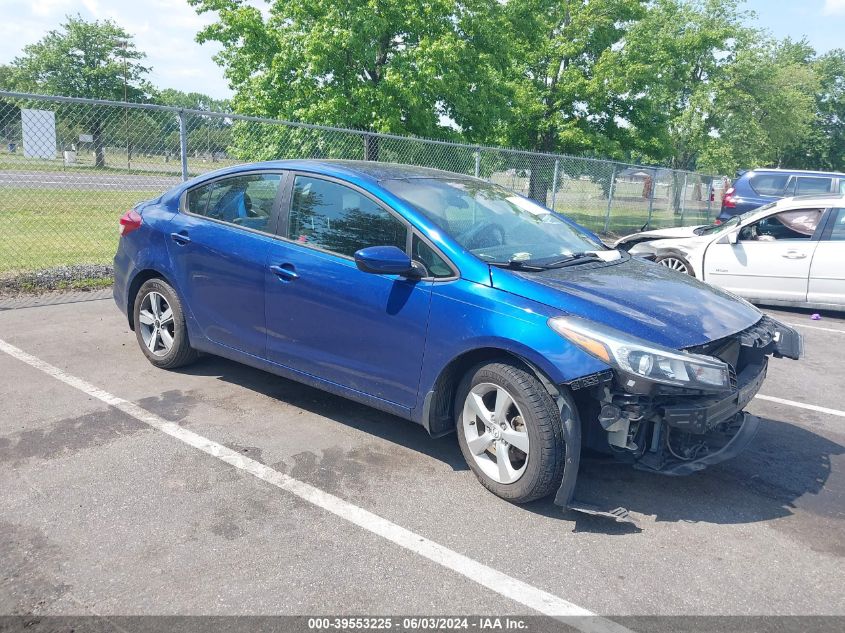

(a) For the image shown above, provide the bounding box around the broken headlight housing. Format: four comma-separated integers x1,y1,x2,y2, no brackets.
548,315,731,392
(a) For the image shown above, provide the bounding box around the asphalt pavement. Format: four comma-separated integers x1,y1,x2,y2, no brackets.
0,300,843,625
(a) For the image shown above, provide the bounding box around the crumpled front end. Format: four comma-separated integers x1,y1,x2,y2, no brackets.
567,316,802,478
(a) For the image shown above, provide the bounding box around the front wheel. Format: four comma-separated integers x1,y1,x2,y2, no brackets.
133,278,198,369
655,253,694,276
455,361,568,503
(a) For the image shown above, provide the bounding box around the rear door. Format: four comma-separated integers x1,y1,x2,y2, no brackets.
167,171,285,357
807,208,845,307
703,208,823,302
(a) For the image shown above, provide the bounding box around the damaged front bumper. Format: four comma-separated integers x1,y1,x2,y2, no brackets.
553,316,801,516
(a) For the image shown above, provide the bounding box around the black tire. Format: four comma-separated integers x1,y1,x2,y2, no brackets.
654,253,694,276
455,361,570,503
133,278,198,369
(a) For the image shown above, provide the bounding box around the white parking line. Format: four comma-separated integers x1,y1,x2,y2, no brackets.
755,394,845,419
780,321,845,335
0,338,628,633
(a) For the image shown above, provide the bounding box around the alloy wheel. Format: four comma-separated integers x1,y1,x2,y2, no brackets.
658,256,690,274
138,291,175,357
462,382,530,484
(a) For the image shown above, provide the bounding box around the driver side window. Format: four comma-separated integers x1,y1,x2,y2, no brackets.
738,208,822,242
186,173,282,233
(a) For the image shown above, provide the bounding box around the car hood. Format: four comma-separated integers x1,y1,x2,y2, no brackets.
490,256,761,349
614,225,704,246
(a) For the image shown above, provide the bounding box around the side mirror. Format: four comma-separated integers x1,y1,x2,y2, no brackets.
354,245,419,276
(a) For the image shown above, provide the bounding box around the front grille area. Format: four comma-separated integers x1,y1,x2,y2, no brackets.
686,317,777,379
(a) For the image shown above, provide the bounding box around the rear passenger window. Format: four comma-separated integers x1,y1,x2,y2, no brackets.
748,174,789,196
287,176,408,257
186,174,282,233
828,208,845,241
794,177,832,196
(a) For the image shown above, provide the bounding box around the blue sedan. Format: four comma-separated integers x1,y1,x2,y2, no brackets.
113,160,801,512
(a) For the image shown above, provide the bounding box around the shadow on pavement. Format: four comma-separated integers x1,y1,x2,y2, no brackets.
178,355,469,472
177,356,844,533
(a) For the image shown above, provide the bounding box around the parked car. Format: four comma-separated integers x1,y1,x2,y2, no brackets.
616,194,845,310
114,160,801,516
719,168,845,222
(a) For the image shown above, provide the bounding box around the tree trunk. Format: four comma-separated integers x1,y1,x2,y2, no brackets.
363,134,380,161
527,154,550,206
91,116,106,169
671,171,684,214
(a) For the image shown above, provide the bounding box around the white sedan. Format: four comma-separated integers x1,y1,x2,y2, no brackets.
614,194,845,310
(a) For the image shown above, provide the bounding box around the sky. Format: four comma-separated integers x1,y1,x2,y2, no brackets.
0,0,843,102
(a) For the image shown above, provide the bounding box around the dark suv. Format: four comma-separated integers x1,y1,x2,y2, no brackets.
719,168,845,222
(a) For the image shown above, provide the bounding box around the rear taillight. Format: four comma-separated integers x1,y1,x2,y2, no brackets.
119,210,142,236
722,187,736,208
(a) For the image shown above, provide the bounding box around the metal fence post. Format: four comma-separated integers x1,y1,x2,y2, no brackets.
680,173,687,222
178,110,188,182
474,149,481,178
550,159,560,210
646,170,656,229
706,178,713,218
603,164,616,234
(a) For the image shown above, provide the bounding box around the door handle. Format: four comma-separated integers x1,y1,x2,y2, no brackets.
269,264,299,281
170,232,191,245
782,251,806,259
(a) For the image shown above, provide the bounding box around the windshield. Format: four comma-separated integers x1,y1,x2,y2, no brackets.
382,178,605,265
694,205,776,235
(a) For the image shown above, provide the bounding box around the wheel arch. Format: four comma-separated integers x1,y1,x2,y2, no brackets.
420,347,562,438
126,268,178,330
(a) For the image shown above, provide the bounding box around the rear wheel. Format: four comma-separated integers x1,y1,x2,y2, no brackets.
133,278,197,369
655,253,693,276
455,361,567,503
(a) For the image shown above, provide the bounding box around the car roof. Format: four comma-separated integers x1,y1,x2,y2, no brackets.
746,168,845,177
192,159,476,185
772,193,845,208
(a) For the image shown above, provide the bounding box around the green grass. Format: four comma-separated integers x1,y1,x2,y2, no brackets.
0,187,160,275
0,179,716,279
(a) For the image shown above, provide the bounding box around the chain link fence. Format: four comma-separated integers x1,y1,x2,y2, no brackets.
0,91,722,308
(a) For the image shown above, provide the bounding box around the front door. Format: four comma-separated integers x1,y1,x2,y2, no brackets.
167,172,284,356
703,208,823,303
264,174,432,409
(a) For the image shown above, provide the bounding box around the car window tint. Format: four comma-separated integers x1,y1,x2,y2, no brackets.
186,182,214,215
748,173,789,196
828,208,845,241
412,235,453,278
740,208,822,241
288,176,408,257
188,173,281,232
794,177,832,195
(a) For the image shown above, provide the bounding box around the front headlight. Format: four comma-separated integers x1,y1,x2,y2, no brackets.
548,315,731,391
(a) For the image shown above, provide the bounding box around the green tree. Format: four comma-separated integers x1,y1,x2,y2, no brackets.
155,88,230,114
697,37,818,175
781,49,845,171
496,0,647,202
10,15,152,167
190,0,508,160
610,0,817,205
